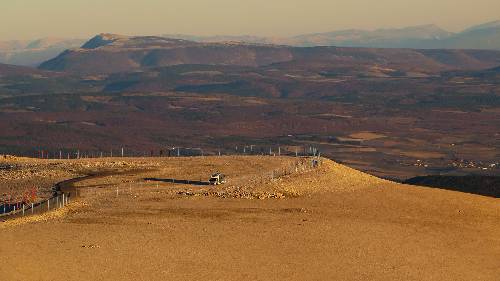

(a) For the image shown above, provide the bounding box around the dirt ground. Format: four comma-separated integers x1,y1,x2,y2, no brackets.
0,156,499,281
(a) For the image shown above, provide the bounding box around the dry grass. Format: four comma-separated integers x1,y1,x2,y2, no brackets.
0,156,499,281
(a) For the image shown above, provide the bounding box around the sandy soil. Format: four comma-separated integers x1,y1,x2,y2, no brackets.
0,156,499,281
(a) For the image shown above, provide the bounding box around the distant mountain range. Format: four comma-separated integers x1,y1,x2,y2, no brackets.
165,20,500,49
1,20,499,67
0,38,85,66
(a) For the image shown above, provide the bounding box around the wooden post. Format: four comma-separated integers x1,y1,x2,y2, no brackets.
121,147,124,157
47,199,50,211
31,203,34,214
22,204,25,216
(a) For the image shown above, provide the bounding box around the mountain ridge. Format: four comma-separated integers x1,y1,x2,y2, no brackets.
38,33,500,75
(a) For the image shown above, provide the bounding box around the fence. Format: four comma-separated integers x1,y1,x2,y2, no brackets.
244,156,322,184
0,192,71,219
17,144,322,160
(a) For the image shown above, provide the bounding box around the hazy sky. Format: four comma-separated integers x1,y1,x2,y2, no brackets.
1,0,499,40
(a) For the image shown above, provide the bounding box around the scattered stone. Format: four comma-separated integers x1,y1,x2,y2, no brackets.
81,244,100,249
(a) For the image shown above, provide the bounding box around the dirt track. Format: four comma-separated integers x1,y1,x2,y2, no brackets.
0,156,499,281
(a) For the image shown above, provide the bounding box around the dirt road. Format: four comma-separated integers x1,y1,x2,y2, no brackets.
0,156,499,280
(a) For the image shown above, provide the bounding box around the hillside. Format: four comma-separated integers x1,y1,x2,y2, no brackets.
1,156,499,280
404,175,500,198
0,62,54,76
2,36,499,180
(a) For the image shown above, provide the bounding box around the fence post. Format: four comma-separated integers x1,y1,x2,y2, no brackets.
31,203,34,214
47,199,50,211
22,204,25,216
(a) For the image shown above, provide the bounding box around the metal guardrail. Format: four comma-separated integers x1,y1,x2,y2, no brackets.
0,192,71,218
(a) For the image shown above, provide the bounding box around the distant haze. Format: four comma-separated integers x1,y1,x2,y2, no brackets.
1,0,500,40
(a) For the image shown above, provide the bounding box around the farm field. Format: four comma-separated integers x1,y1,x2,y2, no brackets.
1,156,499,280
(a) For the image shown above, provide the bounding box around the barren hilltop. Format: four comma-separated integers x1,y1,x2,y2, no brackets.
1,156,499,280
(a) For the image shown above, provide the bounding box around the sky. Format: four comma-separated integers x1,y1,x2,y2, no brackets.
1,0,500,40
